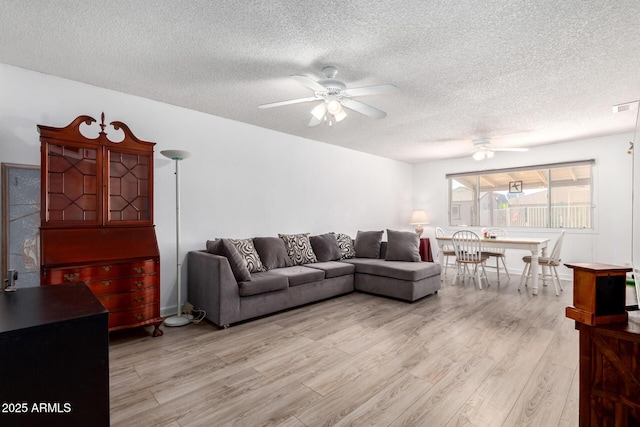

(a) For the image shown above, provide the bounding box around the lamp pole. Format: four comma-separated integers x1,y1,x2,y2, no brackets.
161,150,193,327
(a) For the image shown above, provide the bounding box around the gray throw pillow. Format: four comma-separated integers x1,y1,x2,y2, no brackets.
207,239,251,282
206,239,223,254
278,233,318,265
310,233,341,262
227,238,267,273
354,230,384,259
332,232,356,259
253,237,293,270
385,229,421,262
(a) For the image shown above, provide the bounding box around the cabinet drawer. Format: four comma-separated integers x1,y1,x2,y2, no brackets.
98,288,158,311
86,275,157,295
45,259,157,284
108,304,160,329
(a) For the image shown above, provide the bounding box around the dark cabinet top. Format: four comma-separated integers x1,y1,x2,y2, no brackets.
0,283,108,338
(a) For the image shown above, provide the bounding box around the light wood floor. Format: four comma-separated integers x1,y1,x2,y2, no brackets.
109,272,582,426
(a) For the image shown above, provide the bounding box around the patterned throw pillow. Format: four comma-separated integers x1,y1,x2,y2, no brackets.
331,232,356,259
227,238,266,273
278,233,318,265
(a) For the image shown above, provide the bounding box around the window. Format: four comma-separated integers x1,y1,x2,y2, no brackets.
447,160,593,228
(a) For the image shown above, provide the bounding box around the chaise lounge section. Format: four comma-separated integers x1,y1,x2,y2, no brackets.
187,230,441,328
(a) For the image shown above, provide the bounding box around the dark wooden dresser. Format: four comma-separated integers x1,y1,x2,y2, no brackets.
0,283,109,426
575,312,640,425
566,263,640,426
38,114,163,336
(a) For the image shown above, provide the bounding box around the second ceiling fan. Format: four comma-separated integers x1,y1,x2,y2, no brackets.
259,66,397,127
472,139,529,160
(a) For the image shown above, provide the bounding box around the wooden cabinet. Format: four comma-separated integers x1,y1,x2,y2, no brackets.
43,255,160,332
38,114,163,337
566,262,638,426
575,317,640,426
566,263,630,326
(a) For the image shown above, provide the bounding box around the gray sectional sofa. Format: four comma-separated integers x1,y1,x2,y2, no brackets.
187,230,441,328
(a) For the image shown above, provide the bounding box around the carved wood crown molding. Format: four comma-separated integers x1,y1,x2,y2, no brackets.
37,112,155,151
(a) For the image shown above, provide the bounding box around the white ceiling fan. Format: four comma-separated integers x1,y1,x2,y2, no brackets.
472,139,529,160
258,66,397,127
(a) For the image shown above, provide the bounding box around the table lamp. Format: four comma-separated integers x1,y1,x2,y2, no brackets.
410,210,429,236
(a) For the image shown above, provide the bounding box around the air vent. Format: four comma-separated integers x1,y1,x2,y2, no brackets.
612,101,639,113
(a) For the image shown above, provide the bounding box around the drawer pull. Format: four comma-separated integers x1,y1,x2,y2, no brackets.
63,273,80,282
134,281,144,287
133,267,145,274
134,313,144,320
133,297,145,303
102,295,111,301
102,265,112,271
102,280,112,287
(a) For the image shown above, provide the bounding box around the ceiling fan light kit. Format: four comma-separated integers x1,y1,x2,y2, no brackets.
259,66,397,127
472,138,528,160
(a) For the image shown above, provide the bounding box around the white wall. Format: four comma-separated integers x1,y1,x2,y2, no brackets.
414,134,634,280
0,64,413,315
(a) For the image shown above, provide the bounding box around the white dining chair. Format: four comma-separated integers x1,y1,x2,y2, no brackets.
519,230,565,295
451,230,490,289
483,227,510,284
435,227,456,276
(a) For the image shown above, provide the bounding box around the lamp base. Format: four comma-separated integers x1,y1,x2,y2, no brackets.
164,313,193,327
414,225,424,236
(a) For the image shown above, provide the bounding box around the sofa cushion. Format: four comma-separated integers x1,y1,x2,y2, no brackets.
385,229,421,262
206,239,222,254
305,261,355,279
206,239,251,282
279,233,318,265
253,237,293,270
237,271,288,297
228,238,267,273
332,233,356,259
310,233,341,262
354,230,384,259
269,266,325,287
343,258,440,281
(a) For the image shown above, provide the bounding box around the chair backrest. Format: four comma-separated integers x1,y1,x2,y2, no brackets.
484,227,507,254
549,230,565,260
452,230,483,261
435,227,453,251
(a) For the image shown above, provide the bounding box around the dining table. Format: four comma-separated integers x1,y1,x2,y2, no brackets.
435,235,550,295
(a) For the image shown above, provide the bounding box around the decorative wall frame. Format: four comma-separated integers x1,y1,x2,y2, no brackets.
508,180,523,193
1,163,40,287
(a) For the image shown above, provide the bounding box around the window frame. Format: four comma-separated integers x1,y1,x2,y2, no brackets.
446,159,594,229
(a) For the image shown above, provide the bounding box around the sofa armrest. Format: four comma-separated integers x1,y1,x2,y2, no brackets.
187,250,240,327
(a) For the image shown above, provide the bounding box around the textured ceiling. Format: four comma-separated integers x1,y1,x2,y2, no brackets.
1,1,640,163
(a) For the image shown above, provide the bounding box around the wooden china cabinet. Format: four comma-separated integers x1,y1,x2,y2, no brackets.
38,113,163,337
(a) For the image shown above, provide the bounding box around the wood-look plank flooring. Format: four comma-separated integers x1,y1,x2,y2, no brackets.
109,272,583,426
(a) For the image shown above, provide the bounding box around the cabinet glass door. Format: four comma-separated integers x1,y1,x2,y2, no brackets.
107,150,152,224
45,144,100,225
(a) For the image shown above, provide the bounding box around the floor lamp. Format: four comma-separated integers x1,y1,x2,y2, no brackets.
161,149,193,327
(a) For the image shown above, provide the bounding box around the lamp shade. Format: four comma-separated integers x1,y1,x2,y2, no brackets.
161,149,191,160
410,209,429,225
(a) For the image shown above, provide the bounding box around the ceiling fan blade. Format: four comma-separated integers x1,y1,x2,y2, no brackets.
492,147,529,152
340,98,387,119
258,96,318,109
343,84,398,97
291,75,327,92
